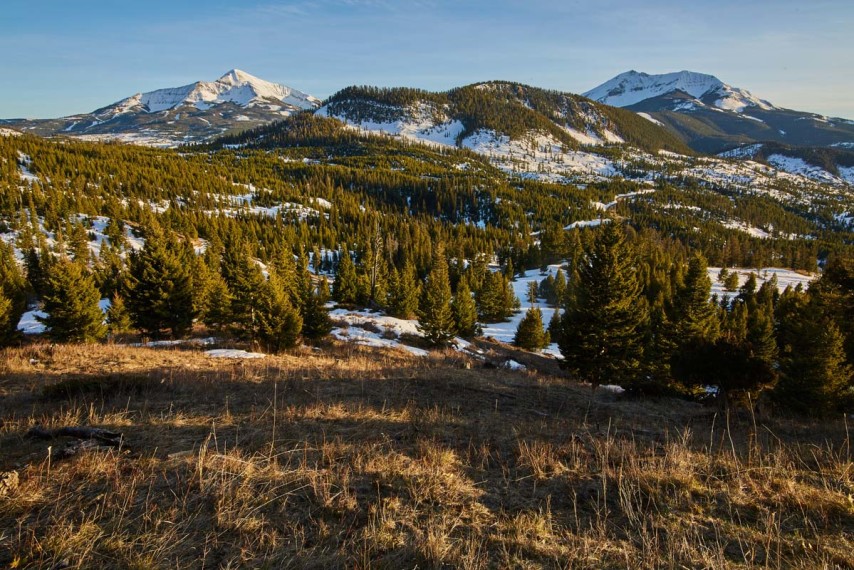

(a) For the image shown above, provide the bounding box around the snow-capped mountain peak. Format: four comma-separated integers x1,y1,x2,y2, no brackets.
108,70,320,115
584,70,774,113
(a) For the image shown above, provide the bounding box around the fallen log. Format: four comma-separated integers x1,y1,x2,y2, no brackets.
27,425,123,446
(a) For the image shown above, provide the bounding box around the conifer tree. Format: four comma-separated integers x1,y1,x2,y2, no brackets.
515,307,549,351
672,253,720,344
203,273,233,333
418,244,455,346
476,271,518,322
106,294,132,335
126,230,195,338
451,278,479,338
0,242,26,345
333,247,358,305
220,239,266,338
387,261,420,319
38,257,106,343
547,308,562,344
257,276,303,352
0,291,14,346
776,310,851,416
559,223,648,388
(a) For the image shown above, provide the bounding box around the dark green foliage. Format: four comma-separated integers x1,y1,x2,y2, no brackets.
257,276,303,352
301,290,332,341
126,231,196,338
220,239,266,338
515,307,549,351
0,290,14,346
37,257,106,343
333,248,358,305
451,278,479,339
387,261,420,320
559,223,648,387
202,273,233,333
0,241,26,345
476,271,518,323
776,297,853,416
106,294,132,335
672,253,719,344
418,245,455,346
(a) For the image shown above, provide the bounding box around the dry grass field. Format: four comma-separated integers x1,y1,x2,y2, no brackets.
1,341,852,569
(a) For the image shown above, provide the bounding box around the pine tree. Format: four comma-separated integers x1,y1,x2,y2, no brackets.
126,230,196,338
559,223,648,388
515,307,549,351
451,278,479,338
723,271,740,292
776,306,852,415
257,276,303,353
387,261,420,319
38,257,106,343
672,253,720,344
547,308,562,344
333,247,358,305
301,290,332,340
106,294,132,335
0,242,27,345
220,239,266,339
203,273,233,333
418,244,455,346
0,291,14,346
476,271,518,322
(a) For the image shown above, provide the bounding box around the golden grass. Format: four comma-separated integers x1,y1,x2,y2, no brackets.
0,341,852,568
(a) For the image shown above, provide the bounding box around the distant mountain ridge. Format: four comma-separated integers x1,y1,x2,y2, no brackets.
584,70,854,153
584,70,774,113
1,70,320,147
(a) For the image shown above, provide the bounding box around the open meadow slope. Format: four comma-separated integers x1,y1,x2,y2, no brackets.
1,342,852,569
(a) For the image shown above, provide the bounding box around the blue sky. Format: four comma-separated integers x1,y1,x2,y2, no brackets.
2,0,852,118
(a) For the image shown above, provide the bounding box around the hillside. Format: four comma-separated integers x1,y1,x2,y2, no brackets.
1,342,852,568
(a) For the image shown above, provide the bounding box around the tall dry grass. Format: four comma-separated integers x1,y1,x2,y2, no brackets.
1,341,852,568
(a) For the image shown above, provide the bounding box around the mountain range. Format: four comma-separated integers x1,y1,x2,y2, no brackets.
3,69,853,183
584,70,854,153
1,69,320,146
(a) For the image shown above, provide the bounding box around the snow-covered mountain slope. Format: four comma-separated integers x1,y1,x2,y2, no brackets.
584,70,773,113
584,71,854,153
1,70,320,147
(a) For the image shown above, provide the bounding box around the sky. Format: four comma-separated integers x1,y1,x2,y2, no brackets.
1,0,852,119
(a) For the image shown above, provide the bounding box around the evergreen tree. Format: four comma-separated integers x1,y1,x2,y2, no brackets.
418,244,455,346
451,278,479,338
0,242,27,345
333,247,358,305
476,271,518,322
203,273,233,333
776,306,852,415
672,253,720,344
0,291,14,346
301,289,332,340
547,308,562,344
723,271,740,292
106,294,132,335
220,239,266,338
37,257,106,343
559,223,648,388
126,230,196,338
386,261,420,319
515,307,549,351
257,276,303,352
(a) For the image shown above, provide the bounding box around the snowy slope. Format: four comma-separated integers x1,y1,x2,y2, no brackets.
584,70,773,113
